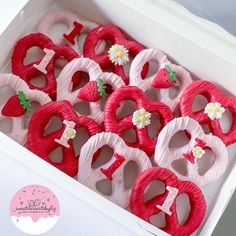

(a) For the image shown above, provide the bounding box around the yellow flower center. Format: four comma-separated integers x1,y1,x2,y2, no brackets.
65,128,75,139
211,107,219,113
115,50,124,58
194,148,202,157
139,115,145,122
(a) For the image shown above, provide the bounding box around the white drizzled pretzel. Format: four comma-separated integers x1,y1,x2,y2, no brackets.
0,74,51,145
154,117,228,186
38,10,106,55
129,48,192,110
78,132,152,208
56,58,125,124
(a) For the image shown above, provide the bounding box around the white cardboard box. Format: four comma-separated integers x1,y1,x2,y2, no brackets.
0,0,236,235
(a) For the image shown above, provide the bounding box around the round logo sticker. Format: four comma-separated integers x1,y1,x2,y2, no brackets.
10,185,60,235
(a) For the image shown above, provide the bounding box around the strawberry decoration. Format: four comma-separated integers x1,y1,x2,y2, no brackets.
152,64,177,89
2,91,31,117
78,78,107,102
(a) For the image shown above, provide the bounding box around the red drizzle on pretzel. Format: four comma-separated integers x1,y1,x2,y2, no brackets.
83,25,148,85
179,80,236,146
104,86,174,156
130,167,206,236
12,33,79,99
28,101,101,176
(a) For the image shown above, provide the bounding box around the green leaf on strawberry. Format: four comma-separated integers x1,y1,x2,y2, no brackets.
152,64,178,89
165,64,177,83
18,91,31,111
97,77,107,98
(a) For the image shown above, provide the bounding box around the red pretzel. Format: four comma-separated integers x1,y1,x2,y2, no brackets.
12,33,79,100
83,25,148,85
28,101,101,177
130,167,206,236
179,80,236,145
104,86,174,156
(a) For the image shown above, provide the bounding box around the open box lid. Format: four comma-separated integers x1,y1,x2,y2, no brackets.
176,0,236,36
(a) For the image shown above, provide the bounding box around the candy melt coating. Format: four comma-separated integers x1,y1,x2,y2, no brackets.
129,48,192,111
28,101,101,176
130,167,206,236
38,10,106,55
11,33,79,99
57,57,125,125
104,86,174,156
78,132,151,208
0,73,51,145
83,25,148,84
154,117,228,186
179,80,236,145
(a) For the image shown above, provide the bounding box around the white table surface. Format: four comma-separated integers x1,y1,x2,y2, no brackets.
0,0,235,235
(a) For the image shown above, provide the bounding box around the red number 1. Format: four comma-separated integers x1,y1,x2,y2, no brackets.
63,21,83,45
100,153,125,181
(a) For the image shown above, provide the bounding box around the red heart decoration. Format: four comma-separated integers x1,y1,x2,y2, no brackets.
28,101,101,177
104,86,174,156
179,80,236,146
130,167,206,236
12,33,79,100
83,25,148,85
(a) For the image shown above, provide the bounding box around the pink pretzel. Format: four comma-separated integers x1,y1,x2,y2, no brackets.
130,167,206,236
38,10,106,55
78,132,152,208
129,48,192,111
179,80,236,146
83,25,149,85
11,33,79,100
28,101,101,177
57,58,125,125
154,117,228,186
0,73,51,145
104,86,174,156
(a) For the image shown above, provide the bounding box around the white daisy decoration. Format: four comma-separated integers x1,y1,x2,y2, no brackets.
64,128,76,140
192,146,205,159
108,44,129,66
204,102,225,120
132,108,151,129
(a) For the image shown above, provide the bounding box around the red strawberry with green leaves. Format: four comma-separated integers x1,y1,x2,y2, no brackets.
152,64,177,89
2,91,31,117
78,78,107,102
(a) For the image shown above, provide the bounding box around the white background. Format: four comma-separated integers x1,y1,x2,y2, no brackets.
0,0,235,235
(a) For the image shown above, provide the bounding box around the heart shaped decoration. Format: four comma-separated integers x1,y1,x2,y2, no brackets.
104,86,174,156
11,33,79,99
179,80,236,146
38,10,106,55
56,57,125,125
129,48,193,111
130,167,206,236
78,132,152,208
28,101,101,177
154,117,228,186
0,73,51,145
83,25,149,85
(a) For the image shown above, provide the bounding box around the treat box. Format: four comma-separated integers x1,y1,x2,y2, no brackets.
0,0,236,235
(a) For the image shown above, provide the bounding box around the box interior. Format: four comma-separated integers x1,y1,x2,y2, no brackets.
0,0,236,235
